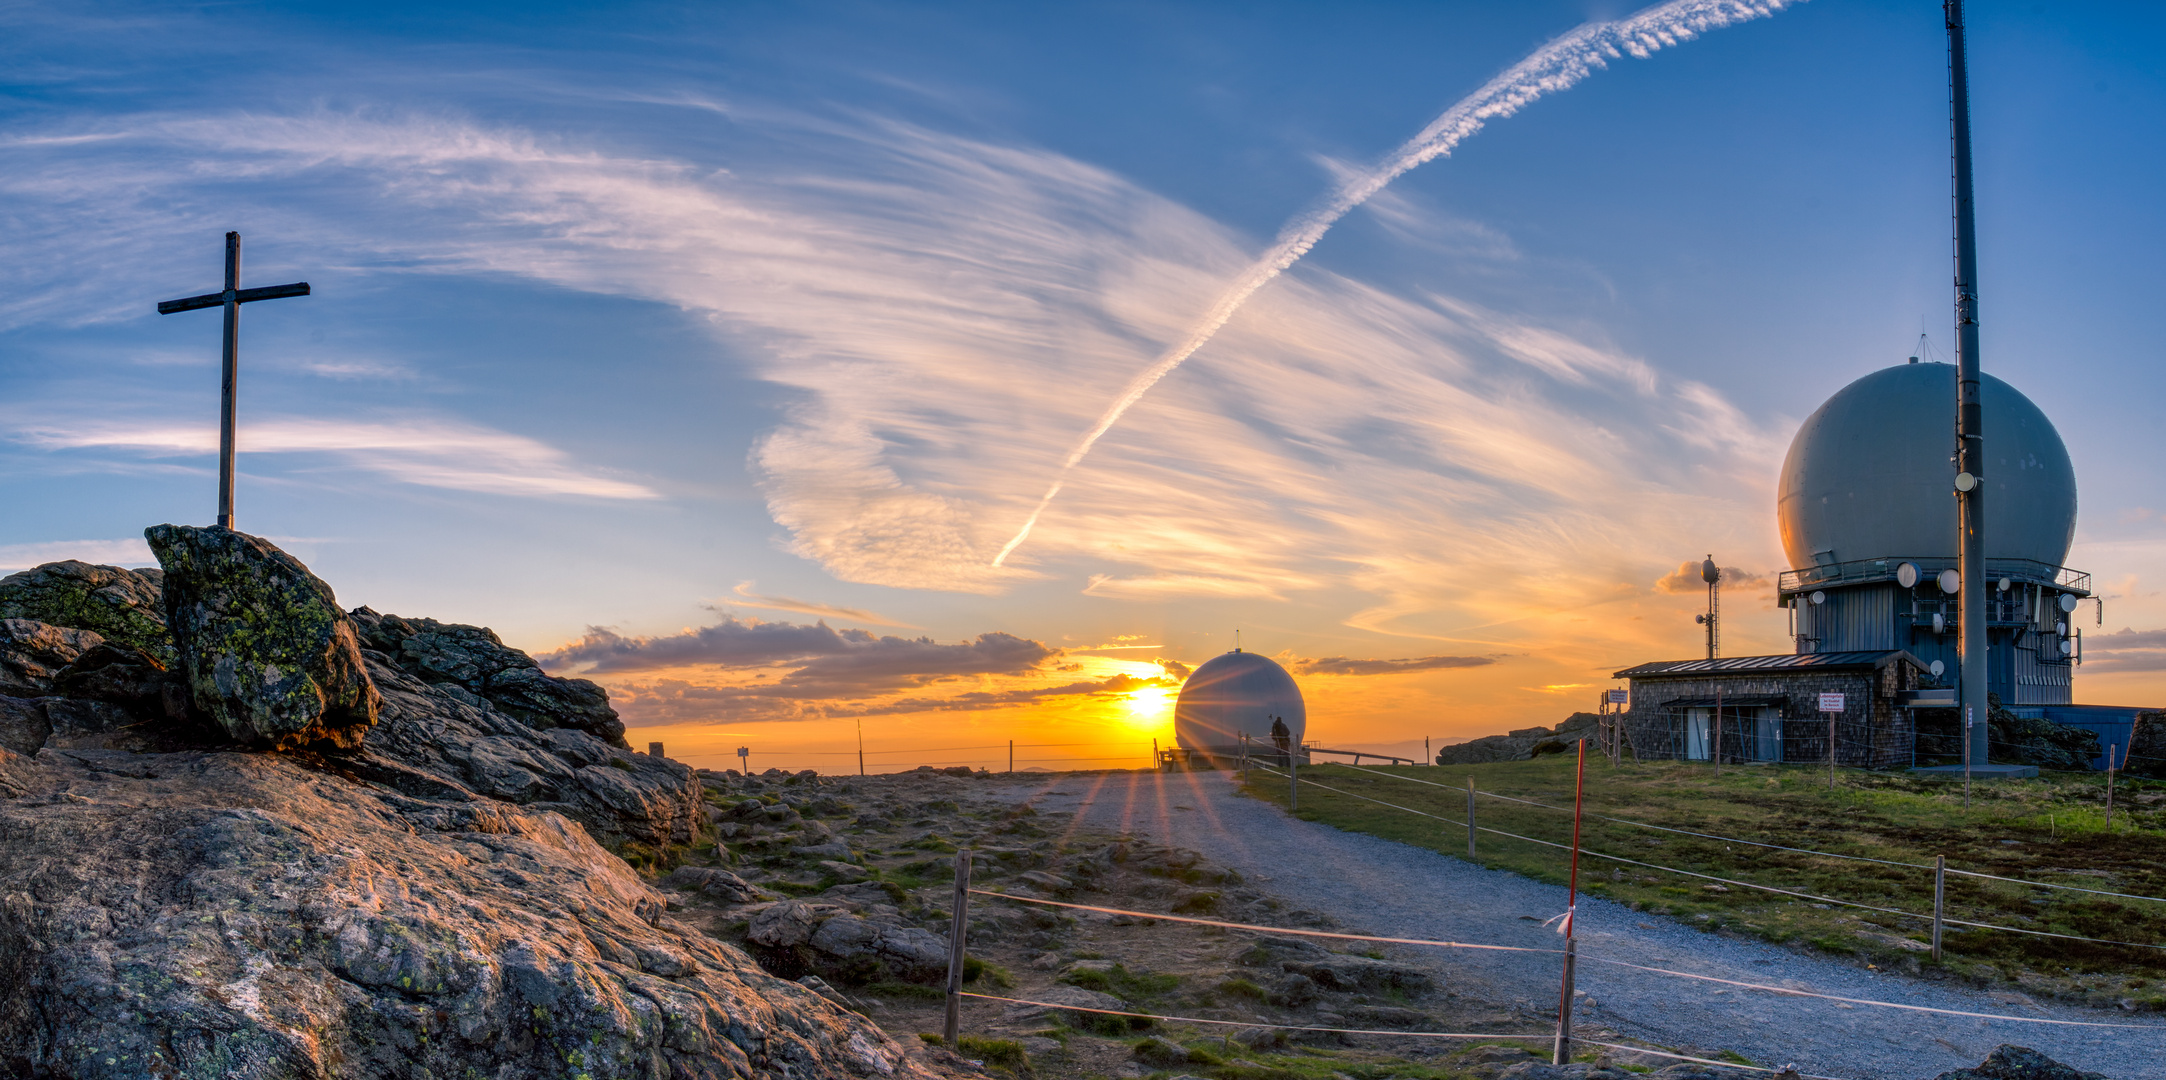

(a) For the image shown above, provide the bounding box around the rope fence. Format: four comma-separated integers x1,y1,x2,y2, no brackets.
953,992,1848,1079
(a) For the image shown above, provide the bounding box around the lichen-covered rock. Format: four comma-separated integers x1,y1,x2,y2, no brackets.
145,525,380,751
1930,1045,2110,1080
0,747,944,1080
1436,713,1599,765
0,559,172,661
350,608,625,746
0,618,105,697
744,899,951,983
2129,711,2166,780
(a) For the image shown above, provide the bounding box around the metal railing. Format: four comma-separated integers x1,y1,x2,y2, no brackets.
1777,556,2089,597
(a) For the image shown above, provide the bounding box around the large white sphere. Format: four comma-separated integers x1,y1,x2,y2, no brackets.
1173,651,1306,752
1777,364,2077,570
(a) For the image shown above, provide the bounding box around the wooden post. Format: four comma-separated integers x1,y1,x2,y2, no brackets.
1288,749,1298,812
1827,706,1837,791
2106,744,2118,829
1553,740,1588,1065
1465,775,1476,859
1552,936,1577,1064
1931,855,1946,962
1713,687,1723,777
1008,740,1014,776
943,849,973,1047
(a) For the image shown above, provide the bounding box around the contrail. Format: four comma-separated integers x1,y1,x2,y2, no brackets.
992,0,1799,567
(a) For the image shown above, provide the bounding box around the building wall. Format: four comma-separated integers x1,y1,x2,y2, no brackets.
1622,663,1920,769
1794,582,2073,706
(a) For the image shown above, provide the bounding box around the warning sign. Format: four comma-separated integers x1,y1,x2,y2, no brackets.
1818,692,1846,712
1605,689,1627,704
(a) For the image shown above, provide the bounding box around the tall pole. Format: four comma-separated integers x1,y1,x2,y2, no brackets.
218,231,241,530
1552,739,1587,1065
1948,0,1989,770
943,849,973,1046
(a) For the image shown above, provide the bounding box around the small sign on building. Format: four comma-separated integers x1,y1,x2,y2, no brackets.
1606,689,1627,704
1818,692,1846,713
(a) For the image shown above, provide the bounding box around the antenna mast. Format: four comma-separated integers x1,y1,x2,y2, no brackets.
1947,0,1988,766
1696,556,1721,660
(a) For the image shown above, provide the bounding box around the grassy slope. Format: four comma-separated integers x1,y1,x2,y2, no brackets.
1238,755,2166,1008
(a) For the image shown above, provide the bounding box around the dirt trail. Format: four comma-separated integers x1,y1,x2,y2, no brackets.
986,770,2162,1080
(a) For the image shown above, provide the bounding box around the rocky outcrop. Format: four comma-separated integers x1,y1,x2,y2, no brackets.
0,746,938,1080
146,525,380,751
1985,695,2102,771
1930,1045,2109,1080
0,560,172,661
2128,711,2166,780
351,608,625,746
357,649,701,849
0,618,106,697
1436,712,1600,765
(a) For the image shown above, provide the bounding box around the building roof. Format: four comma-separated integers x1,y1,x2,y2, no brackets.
1613,650,1924,680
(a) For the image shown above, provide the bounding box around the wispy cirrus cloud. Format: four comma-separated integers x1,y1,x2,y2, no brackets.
0,101,1789,655
11,414,657,500
1293,654,1501,677
717,582,915,628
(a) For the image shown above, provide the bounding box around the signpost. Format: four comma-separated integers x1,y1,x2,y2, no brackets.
737,745,750,774
1819,692,1846,789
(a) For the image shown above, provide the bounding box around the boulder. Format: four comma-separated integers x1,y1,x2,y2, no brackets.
0,559,172,661
0,695,47,755
350,608,625,746
667,865,767,903
0,746,937,1080
145,525,379,751
1281,954,1433,993
1985,694,2101,771
999,985,1128,1023
53,642,187,719
1930,1045,2109,1080
0,618,105,697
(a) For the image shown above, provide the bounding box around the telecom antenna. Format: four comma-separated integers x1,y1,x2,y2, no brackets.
1694,556,1721,659
1947,0,1988,767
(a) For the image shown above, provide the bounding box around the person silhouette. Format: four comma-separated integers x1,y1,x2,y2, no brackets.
1270,715,1290,763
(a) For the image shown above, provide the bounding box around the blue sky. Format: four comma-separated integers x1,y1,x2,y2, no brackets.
4,1,2162,767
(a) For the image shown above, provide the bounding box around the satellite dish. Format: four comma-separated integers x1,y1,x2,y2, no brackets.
2056,621,2067,636
1954,471,1977,492
1937,569,1961,595
1929,660,1945,677
1932,612,1946,634
2060,638,2074,656
1702,557,1721,584
1810,590,1826,606
2058,593,2080,613
1998,577,2011,592
1896,562,1920,588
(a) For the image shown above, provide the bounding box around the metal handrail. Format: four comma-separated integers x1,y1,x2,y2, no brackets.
1777,556,2088,597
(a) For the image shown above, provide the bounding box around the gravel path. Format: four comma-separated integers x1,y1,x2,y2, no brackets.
988,770,2162,1080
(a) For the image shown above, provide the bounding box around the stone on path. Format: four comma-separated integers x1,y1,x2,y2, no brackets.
1930,1045,2110,1080
146,524,379,750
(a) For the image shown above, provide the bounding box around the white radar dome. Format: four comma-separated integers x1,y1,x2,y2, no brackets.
1173,651,1306,753
1777,364,2076,570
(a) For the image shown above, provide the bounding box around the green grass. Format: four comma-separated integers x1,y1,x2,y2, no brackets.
1060,963,1182,1004
1243,757,2166,1000
958,1036,1034,1077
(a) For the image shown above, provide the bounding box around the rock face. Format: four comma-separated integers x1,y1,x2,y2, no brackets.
145,525,380,751
0,560,172,661
350,609,625,746
0,619,107,697
1930,1045,2109,1080
0,747,938,1080
745,898,951,984
1436,712,1600,765
2128,711,2166,780
1985,694,2102,771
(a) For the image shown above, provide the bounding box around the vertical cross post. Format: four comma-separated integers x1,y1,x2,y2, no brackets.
944,849,973,1047
218,232,240,528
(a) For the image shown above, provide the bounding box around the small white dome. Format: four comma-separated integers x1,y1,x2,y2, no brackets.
1173,651,1306,752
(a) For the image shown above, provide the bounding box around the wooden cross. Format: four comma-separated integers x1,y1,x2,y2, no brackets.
157,232,310,529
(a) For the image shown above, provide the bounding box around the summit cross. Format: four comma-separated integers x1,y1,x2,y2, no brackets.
157,232,310,530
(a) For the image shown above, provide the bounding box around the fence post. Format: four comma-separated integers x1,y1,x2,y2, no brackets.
1466,775,1476,859
2106,744,2118,829
1008,740,1014,776
1931,854,1945,963
1827,707,1837,790
1289,750,1298,812
1552,936,1577,1065
943,849,973,1047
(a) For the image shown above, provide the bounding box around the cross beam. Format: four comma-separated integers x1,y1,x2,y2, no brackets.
156,232,309,530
